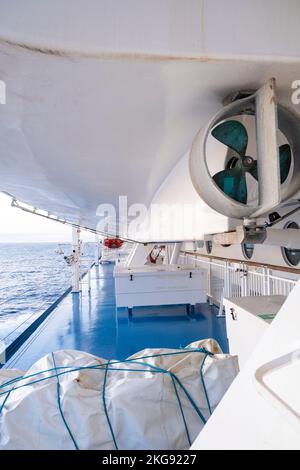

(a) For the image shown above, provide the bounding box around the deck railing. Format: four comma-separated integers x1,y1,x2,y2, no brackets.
180,252,298,308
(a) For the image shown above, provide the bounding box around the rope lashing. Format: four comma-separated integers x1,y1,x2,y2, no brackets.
102,359,118,450
200,353,212,415
0,348,214,449
51,352,79,450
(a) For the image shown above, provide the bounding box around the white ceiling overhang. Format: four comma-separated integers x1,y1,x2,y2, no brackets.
1,1,300,240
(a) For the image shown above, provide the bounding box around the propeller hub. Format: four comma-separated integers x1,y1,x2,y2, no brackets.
242,156,254,169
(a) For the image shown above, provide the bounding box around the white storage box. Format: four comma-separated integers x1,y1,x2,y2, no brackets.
224,295,286,368
114,264,207,309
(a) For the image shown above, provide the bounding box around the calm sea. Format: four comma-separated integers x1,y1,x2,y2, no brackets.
0,242,94,345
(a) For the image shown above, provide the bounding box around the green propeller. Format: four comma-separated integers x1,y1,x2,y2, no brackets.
211,120,292,204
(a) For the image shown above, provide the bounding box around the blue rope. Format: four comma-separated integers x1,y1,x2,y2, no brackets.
114,358,207,432
0,348,214,446
102,360,118,450
51,352,79,450
0,356,209,425
170,376,191,446
170,371,207,425
122,348,213,362
0,348,211,392
0,366,162,397
0,386,15,415
0,373,24,416
124,359,207,424
200,354,212,415
0,363,207,427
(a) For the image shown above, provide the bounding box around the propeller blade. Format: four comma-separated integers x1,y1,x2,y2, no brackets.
213,167,247,204
247,145,291,183
279,144,291,184
248,160,258,180
211,120,248,156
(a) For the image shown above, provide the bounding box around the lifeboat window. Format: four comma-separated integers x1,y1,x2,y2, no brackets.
281,221,300,266
196,240,204,249
206,240,213,254
242,243,254,260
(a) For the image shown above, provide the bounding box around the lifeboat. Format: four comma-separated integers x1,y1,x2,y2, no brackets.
104,238,124,249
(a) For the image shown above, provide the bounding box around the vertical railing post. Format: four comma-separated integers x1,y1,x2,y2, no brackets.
170,242,182,265
240,263,244,296
262,267,272,295
217,260,228,318
163,245,169,265
268,269,272,295
72,227,81,293
228,261,233,297
94,234,100,266
224,260,230,297
262,267,268,295
239,262,244,297
88,268,91,292
208,257,213,306
241,263,248,296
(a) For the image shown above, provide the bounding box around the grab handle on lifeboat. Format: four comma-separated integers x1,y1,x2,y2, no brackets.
254,349,300,432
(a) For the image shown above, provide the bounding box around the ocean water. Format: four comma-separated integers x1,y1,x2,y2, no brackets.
0,242,95,345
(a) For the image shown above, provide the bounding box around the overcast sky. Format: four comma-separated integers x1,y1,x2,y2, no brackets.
0,193,94,243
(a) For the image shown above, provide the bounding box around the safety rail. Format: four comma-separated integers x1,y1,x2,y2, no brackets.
0,261,96,366
180,252,298,307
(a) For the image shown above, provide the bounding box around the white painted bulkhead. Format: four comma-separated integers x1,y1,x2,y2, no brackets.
1,1,300,241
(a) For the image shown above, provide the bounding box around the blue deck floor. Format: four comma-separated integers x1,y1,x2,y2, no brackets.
5,263,228,370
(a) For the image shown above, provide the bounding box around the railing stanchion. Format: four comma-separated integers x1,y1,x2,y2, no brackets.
88,268,91,292
241,263,248,297
267,268,272,295
95,235,100,266
181,252,297,312
208,257,213,305
71,227,81,293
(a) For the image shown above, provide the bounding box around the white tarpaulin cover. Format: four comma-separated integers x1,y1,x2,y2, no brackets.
0,339,238,450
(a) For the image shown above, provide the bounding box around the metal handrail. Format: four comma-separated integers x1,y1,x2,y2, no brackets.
180,252,298,309
182,250,300,275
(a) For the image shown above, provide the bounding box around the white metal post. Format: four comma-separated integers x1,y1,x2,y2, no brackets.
208,257,213,306
94,234,100,266
163,245,169,265
263,267,270,295
241,263,248,296
224,261,230,297
267,268,272,295
88,268,91,292
72,227,81,293
217,261,229,318
170,243,182,265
